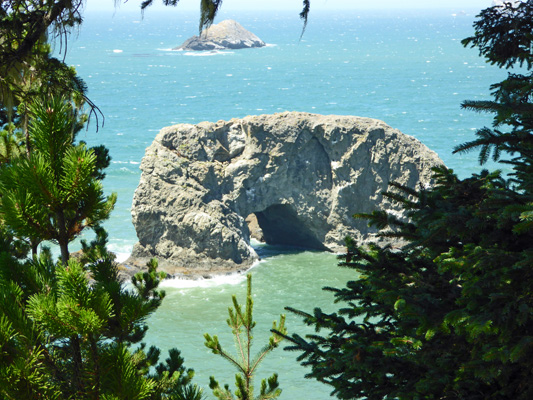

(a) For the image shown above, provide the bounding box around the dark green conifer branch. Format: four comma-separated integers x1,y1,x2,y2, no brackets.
0,96,116,261
283,2,533,398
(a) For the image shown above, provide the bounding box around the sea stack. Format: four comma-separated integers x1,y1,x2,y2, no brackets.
174,20,265,51
128,112,444,277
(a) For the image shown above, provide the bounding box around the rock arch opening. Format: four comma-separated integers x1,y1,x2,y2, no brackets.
251,204,329,251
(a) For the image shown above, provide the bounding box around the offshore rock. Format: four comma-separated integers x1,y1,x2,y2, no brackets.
174,20,265,51
129,112,443,276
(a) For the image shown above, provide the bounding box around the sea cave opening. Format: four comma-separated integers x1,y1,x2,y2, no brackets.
246,204,329,251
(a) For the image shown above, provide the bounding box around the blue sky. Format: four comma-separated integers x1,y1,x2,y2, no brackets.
87,0,494,12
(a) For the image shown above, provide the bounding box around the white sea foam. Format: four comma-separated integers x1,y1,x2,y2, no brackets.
119,167,135,173
159,274,246,289
113,49,123,53
107,241,133,263
114,252,130,263
159,257,264,289
161,270,247,288
112,160,138,165
183,50,234,56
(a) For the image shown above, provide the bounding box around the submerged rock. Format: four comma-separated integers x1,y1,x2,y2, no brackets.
174,19,265,51
128,112,443,276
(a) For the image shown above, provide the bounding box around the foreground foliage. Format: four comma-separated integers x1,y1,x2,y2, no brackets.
204,275,286,400
283,1,533,399
0,97,115,260
0,96,202,398
0,229,202,399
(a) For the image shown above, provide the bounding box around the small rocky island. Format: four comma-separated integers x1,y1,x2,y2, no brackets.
174,19,265,51
127,112,443,277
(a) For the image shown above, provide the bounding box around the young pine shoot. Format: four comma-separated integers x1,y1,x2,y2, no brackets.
204,274,286,400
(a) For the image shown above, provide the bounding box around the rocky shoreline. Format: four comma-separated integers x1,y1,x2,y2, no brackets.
120,253,255,281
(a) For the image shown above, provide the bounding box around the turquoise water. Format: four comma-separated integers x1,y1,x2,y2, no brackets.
150,247,357,399
62,7,505,398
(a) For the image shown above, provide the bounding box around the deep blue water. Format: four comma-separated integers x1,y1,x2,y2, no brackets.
60,8,507,398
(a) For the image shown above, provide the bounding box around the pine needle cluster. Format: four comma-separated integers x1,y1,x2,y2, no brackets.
204,274,287,400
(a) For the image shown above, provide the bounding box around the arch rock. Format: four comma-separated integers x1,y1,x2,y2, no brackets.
128,112,443,276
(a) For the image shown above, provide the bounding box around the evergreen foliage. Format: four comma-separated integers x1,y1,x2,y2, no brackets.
282,1,533,399
0,95,200,400
204,275,286,400
0,228,203,399
0,90,202,399
0,96,116,260
0,0,100,139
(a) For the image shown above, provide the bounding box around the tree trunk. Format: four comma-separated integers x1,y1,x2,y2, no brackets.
56,210,69,263
31,240,38,258
59,240,69,263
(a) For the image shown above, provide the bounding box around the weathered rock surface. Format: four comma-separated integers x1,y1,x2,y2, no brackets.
128,112,443,277
174,20,265,51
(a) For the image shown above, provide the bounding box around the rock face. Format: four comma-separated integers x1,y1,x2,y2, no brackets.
129,112,443,276
174,20,265,51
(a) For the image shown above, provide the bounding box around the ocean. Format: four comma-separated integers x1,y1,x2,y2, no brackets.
62,7,505,398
